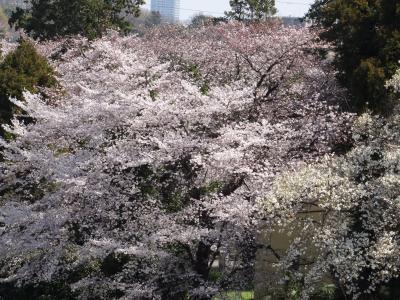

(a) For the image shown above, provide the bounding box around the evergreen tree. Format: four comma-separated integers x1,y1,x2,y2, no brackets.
9,0,145,40
306,0,400,113
0,39,56,138
226,0,276,21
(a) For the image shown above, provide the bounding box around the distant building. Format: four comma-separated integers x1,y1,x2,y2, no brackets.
151,0,180,23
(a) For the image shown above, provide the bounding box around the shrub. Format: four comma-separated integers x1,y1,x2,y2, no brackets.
0,39,56,138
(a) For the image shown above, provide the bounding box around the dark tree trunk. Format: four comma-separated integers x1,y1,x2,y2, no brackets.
195,241,211,280
190,241,212,300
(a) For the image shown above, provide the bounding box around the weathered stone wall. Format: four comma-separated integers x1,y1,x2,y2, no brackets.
254,210,328,299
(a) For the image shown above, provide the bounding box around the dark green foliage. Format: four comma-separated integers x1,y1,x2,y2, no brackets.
200,83,210,96
182,62,211,96
226,0,277,21
190,14,214,27
0,257,123,299
149,89,159,101
306,0,400,113
101,252,130,276
9,0,145,40
0,39,56,138
134,157,202,213
132,157,239,214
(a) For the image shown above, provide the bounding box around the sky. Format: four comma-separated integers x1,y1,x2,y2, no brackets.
143,0,314,21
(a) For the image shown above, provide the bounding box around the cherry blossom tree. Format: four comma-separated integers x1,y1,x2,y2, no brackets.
0,23,351,299
263,69,400,299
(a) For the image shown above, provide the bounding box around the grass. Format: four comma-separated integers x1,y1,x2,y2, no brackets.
213,291,254,300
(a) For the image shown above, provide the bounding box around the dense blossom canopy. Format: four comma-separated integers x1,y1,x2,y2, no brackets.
0,23,352,299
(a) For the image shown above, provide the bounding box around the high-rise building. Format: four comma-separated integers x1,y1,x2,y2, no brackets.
151,0,180,23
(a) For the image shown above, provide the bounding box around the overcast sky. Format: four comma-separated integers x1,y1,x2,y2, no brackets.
144,0,313,21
